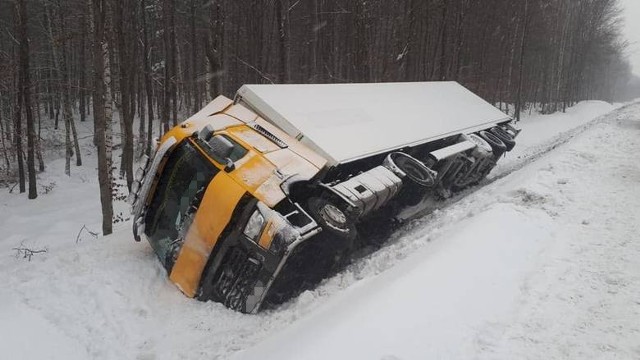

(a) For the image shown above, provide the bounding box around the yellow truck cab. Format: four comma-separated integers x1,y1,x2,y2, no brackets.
130,82,519,313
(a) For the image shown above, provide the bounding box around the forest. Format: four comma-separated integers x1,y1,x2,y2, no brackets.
0,0,636,233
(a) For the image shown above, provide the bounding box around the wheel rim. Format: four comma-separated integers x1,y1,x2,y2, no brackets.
395,155,435,186
320,203,347,226
493,127,512,140
404,161,423,179
481,131,505,148
468,134,492,153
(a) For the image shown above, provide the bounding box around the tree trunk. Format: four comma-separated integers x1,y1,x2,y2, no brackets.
204,0,224,98
46,2,74,176
169,0,178,128
354,1,370,82
14,64,25,193
161,0,172,133
435,1,449,80
141,0,155,156
0,98,10,175
35,99,45,172
91,0,114,235
17,0,36,199
190,0,200,113
13,8,25,193
514,0,530,122
275,0,290,83
114,0,134,190
80,15,87,123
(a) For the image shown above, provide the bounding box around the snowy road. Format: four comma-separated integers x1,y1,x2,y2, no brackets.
1,101,639,359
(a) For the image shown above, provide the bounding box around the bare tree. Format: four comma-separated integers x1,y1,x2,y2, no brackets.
16,0,36,199
141,0,155,156
91,0,114,235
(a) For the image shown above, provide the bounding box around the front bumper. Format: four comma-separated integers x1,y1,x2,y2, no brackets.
198,200,322,313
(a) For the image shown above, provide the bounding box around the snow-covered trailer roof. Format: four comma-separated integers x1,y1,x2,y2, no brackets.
236,82,511,167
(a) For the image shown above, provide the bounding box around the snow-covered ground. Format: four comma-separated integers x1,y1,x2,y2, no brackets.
1,100,639,359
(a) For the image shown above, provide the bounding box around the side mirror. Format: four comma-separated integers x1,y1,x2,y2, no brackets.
206,135,236,171
207,135,234,158
224,158,235,173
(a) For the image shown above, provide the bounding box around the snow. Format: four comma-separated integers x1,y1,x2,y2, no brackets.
235,100,640,360
238,82,511,166
488,101,610,171
235,205,554,360
1,100,639,359
0,289,90,359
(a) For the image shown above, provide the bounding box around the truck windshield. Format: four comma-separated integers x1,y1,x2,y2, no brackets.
144,140,218,267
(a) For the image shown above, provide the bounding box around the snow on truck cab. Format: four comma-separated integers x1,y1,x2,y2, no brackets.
129,81,519,313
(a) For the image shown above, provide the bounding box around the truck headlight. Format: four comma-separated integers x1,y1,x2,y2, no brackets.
244,209,265,241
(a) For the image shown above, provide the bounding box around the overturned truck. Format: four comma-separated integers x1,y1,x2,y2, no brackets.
130,82,519,313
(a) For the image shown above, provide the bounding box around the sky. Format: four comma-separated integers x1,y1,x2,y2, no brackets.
620,0,640,76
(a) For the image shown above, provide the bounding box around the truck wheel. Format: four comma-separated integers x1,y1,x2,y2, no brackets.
466,134,493,158
479,131,507,157
489,126,516,151
308,197,357,240
385,152,436,187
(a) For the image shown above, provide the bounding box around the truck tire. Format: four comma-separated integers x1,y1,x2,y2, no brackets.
308,197,357,240
479,130,507,158
489,126,516,151
384,152,436,187
466,134,493,158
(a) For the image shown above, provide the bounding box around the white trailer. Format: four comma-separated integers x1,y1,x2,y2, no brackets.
235,82,512,167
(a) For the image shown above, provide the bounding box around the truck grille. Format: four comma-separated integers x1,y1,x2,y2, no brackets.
212,247,262,311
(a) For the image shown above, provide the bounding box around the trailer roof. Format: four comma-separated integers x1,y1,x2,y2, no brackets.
236,82,511,166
